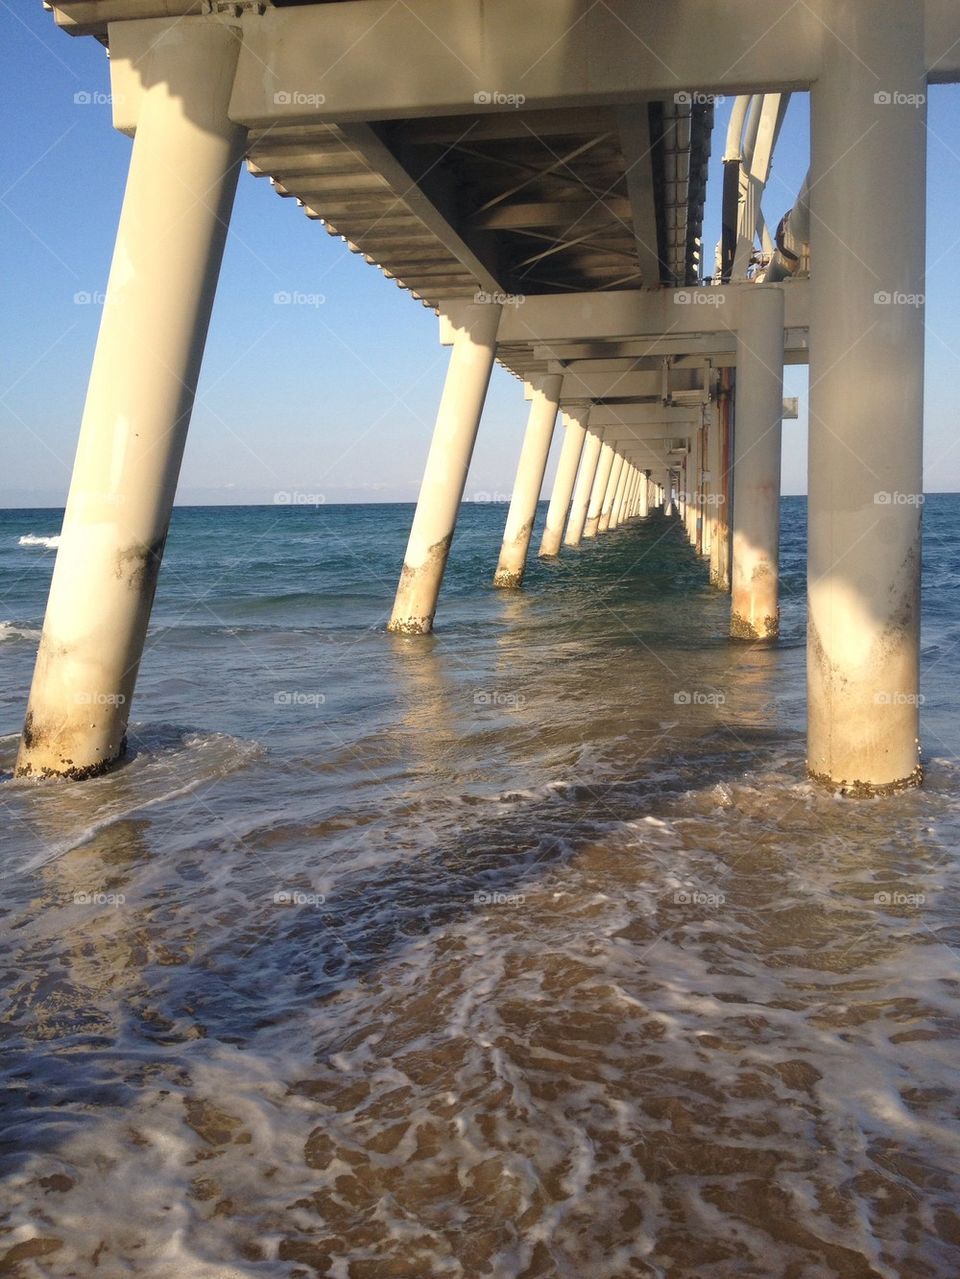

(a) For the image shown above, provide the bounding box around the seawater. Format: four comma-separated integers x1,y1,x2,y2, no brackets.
1,498,960,1278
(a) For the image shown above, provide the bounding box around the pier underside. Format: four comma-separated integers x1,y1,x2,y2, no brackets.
17,0,950,793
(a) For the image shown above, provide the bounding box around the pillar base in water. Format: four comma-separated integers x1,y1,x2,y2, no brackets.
730,608,779,641
17,726,127,782
492,568,524,589
807,762,923,798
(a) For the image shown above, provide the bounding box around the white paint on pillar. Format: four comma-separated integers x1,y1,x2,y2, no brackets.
731,284,784,641
16,17,245,780
807,0,925,793
564,425,605,547
389,300,502,633
539,407,589,557
493,373,561,587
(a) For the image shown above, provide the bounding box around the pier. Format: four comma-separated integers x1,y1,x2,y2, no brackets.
16,0,955,795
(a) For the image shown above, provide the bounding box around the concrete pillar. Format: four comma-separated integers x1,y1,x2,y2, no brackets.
539,408,589,557
684,443,697,542
583,436,616,539
703,408,720,561
564,425,604,547
664,472,676,517
15,18,245,780
639,470,650,518
712,369,734,591
807,0,925,793
625,467,640,519
598,451,625,533
389,300,501,633
731,285,784,641
493,374,561,587
608,457,631,530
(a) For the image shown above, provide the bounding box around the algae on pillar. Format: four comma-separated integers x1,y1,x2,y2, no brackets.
389,299,502,634
16,17,246,780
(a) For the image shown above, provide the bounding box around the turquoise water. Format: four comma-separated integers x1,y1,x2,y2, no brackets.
1,498,960,1277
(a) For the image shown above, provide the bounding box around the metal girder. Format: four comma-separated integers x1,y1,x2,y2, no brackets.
471,199,632,230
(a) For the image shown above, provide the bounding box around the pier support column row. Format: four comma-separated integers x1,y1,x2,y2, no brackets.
539,407,589,557
624,467,639,520
608,458,631,530
493,374,561,588
639,471,650,518
16,17,246,779
565,425,604,547
730,284,784,641
598,451,625,533
389,300,502,633
583,436,616,539
806,0,925,792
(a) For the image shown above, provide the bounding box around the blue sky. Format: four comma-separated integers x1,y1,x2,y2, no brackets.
2,5,959,504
